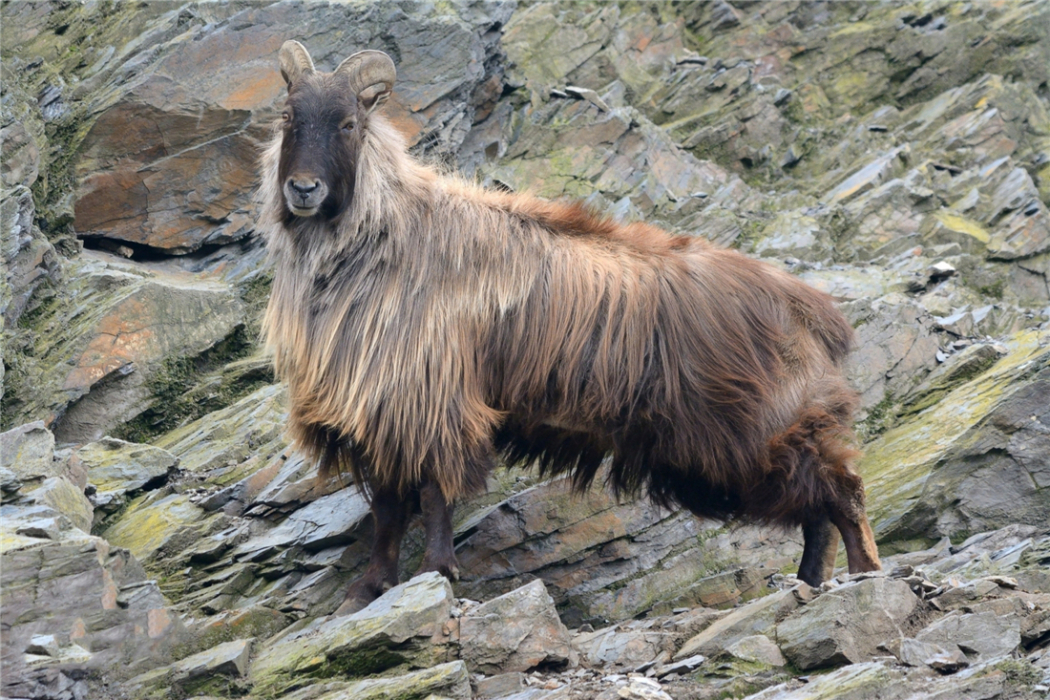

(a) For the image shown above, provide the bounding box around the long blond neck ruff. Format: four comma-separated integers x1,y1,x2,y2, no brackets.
260,116,543,497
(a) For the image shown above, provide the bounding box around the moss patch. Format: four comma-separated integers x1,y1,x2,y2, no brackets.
112,326,269,444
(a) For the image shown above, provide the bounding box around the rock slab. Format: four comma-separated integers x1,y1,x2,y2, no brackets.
460,579,573,674
249,572,453,696
776,577,920,670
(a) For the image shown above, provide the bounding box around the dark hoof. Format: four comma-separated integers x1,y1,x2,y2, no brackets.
333,576,394,617
416,557,460,582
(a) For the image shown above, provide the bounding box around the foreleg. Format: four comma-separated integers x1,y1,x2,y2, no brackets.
415,478,460,581
335,483,413,615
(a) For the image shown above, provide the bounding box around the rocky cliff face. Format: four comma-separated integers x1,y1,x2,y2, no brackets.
2,1,1049,699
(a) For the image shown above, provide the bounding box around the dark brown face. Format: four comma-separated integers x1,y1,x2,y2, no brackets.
275,42,395,223
278,73,363,222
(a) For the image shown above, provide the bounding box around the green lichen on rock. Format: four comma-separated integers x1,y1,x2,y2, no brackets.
861,329,1050,544
102,491,213,564
279,661,472,700
111,329,269,445
249,573,454,698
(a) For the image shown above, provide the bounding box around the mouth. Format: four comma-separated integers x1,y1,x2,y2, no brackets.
288,203,319,217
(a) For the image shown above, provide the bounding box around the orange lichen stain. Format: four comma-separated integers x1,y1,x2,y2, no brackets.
101,569,119,610
70,618,87,641
148,608,173,638
224,71,284,111
386,99,425,147
63,297,155,391
633,34,651,52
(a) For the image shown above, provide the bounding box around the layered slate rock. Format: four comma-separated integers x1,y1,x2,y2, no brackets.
249,572,454,696
78,437,178,517
1,423,94,531
675,588,800,660
280,661,472,700
861,329,1050,543
127,638,253,699
915,611,1022,662
0,522,184,698
0,422,58,485
456,473,801,625
2,254,245,443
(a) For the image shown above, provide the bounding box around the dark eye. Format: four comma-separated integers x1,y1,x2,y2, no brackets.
341,121,354,133
281,112,291,123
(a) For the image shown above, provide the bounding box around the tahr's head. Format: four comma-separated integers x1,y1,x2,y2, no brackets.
276,41,395,220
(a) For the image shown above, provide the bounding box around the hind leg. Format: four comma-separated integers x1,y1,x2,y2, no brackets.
797,513,840,586
335,483,413,615
828,475,881,575
415,479,459,581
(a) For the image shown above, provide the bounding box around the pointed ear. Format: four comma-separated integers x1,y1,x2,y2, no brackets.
334,50,396,113
279,40,315,87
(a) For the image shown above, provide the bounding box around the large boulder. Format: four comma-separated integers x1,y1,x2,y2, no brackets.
459,579,573,674
675,588,799,660
776,578,921,670
249,572,454,697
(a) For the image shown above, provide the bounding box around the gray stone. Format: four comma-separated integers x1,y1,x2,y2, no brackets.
128,638,252,696
476,672,526,698
573,623,670,668
655,654,704,678
893,637,963,670
675,588,798,659
29,477,94,533
5,257,246,444
234,486,371,559
3,503,75,541
756,212,832,262
0,523,183,697
0,466,21,496
743,662,902,700
456,472,800,625
0,422,57,484
841,294,942,413
776,578,920,670
916,611,1021,661
614,677,673,700
79,437,178,507
925,647,969,674
861,333,1050,544
901,342,1007,415
723,635,786,667
155,383,288,477
460,579,573,674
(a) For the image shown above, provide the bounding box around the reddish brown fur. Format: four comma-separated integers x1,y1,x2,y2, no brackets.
260,44,881,597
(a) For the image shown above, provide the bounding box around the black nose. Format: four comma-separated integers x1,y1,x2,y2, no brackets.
290,179,319,197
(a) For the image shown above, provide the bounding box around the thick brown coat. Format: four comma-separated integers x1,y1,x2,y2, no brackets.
262,113,862,530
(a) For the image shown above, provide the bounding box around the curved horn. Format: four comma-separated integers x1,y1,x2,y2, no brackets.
279,40,315,86
335,50,396,110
